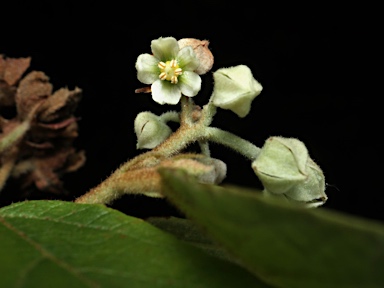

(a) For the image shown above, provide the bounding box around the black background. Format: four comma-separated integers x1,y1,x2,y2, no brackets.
1,2,381,221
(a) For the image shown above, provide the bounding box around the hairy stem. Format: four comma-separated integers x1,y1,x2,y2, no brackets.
75,96,260,205
198,140,210,156
159,111,180,123
75,167,161,204
205,127,260,160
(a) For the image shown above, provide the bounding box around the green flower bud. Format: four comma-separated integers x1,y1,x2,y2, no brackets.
211,65,263,118
251,136,327,207
134,111,172,149
161,154,227,185
193,156,227,184
137,154,227,199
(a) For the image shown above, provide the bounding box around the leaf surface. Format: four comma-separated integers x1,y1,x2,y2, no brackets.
0,200,268,288
160,168,384,288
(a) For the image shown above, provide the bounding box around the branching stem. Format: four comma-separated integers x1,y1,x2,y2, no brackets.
75,96,260,205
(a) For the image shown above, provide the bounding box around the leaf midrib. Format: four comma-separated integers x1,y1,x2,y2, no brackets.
0,216,98,287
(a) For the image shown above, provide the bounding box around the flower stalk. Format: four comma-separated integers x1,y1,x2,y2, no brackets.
75,96,261,204
75,36,327,208
205,127,261,161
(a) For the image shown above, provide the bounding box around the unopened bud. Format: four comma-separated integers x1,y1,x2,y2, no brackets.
252,136,327,208
161,154,227,185
193,156,227,184
134,111,172,149
211,65,262,118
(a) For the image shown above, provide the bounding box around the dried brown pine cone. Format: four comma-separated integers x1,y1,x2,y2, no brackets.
0,54,85,196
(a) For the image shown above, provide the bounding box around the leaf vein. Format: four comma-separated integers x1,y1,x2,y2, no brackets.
0,217,99,288
15,257,44,288
2,214,155,244
82,210,110,226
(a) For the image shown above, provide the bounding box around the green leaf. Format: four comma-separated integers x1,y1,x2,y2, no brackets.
147,216,237,264
159,168,384,288
0,200,269,288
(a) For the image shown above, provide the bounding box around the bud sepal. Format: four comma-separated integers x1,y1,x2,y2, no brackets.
252,136,327,207
134,111,173,149
211,65,263,117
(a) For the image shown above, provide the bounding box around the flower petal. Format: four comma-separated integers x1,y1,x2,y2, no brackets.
135,54,160,84
178,71,201,97
151,37,179,62
151,80,182,105
177,46,199,71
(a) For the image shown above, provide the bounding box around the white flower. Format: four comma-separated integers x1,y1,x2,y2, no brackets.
135,37,202,105
211,65,263,117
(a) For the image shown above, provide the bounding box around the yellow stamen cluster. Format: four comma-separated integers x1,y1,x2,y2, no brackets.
158,59,183,84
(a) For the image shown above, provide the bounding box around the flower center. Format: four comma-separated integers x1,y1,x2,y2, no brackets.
158,60,183,84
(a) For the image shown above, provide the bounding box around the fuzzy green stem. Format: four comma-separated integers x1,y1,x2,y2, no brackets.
198,140,210,156
75,167,161,204
153,124,205,157
159,111,180,123
76,96,260,205
205,127,260,160
201,100,217,127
